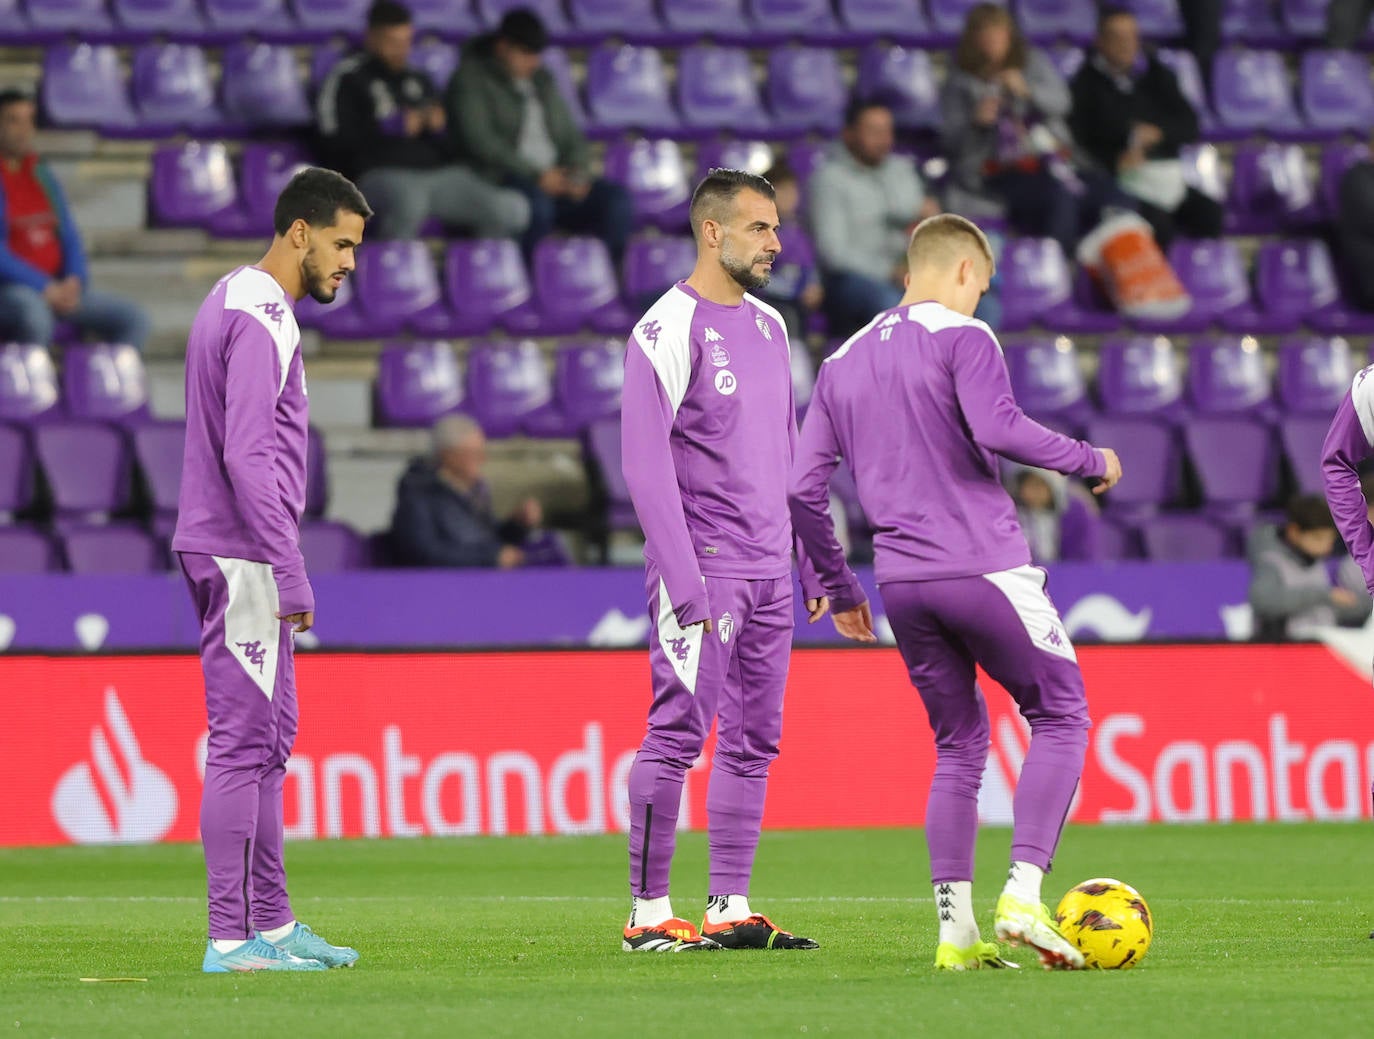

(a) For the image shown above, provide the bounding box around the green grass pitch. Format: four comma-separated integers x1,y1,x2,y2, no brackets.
2,824,1371,1038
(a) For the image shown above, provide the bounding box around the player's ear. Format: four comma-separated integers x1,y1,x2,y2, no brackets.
289,218,311,249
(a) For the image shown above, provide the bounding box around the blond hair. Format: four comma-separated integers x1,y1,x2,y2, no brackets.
907,214,996,276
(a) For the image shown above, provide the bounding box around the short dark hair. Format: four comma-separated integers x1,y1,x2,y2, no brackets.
689,168,775,237
1097,3,1136,32
1286,494,1336,532
844,95,890,129
367,0,411,29
0,86,34,113
497,8,548,52
273,167,373,237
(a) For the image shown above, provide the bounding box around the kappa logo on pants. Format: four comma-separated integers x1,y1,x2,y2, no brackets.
50,688,177,844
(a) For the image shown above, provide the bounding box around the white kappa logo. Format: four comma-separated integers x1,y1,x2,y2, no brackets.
704,327,724,342
718,611,734,644
714,369,737,396
51,688,178,844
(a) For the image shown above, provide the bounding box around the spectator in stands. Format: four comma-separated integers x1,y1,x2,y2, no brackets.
756,162,822,342
390,414,567,568
940,3,1134,257
1336,132,1374,312
1069,6,1223,250
809,99,938,336
316,0,529,241
446,9,632,263
1009,467,1103,563
0,88,149,349
1328,0,1374,47
1181,0,1222,90
1248,495,1371,641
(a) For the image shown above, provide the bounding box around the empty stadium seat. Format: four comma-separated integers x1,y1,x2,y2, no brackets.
131,43,225,136
584,44,679,135
1121,0,1184,37
602,139,692,231
27,0,116,36
1212,49,1305,139
677,45,770,137
855,45,940,132
1183,416,1281,517
532,237,631,335
767,46,846,135
1226,143,1319,234
221,42,312,130
62,344,150,424
927,0,999,40
352,241,448,337
416,238,540,337
1282,0,1338,38
0,425,35,518
1003,336,1093,428
305,425,328,518
464,341,556,438
696,139,775,179
210,141,311,238
748,0,844,44
1320,140,1369,218
1187,336,1274,416
1083,416,1183,517
1138,238,1252,333
622,235,695,307
1017,0,1096,44
63,524,168,573
290,0,372,40
1096,336,1186,418
1300,49,1374,135
1251,239,1344,333
477,0,572,38
583,417,639,534
566,0,668,43
293,274,375,339
111,0,208,39
836,0,935,45
1156,48,1217,136
299,519,367,572
659,0,749,43
0,345,60,424
410,37,462,86
1221,0,1287,45
999,238,1120,333
1277,336,1358,415
407,0,482,39
33,422,133,520
204,0,296,38
1140,514,1234,561
1280,414,1333,493
40,44,138,132
375,341,466,428
548,339,625,434
0,527,60,573
149,141,239,229
131,420,184,535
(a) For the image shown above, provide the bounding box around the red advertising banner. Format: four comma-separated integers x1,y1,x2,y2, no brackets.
5,645,1373,847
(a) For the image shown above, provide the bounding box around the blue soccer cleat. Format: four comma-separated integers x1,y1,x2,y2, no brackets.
202,936,327,973
258,922,360,968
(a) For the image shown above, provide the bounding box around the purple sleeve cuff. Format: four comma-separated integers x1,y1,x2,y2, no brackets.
275,570,315,616
674,594,711,629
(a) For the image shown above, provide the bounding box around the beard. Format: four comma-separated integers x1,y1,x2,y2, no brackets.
720,242,774,292
302,248,343,304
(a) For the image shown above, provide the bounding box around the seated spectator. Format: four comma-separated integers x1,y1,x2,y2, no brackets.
809,99,938,336
1069,6,1222,250
316,0,528,241
756,162,822,342
1248,495,1372,641
446,9,632,263
0,88,149,349
1336,132,1374,312
1009,467,1103,563
940,3,1135,256
1328,0,1374,47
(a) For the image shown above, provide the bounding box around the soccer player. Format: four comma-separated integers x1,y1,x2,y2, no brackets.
173,168,372,973
1322,367,1374,622
787,214,1123,971
620,169,827,952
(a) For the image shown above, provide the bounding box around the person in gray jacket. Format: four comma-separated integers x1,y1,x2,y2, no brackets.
939,2,1133,254
1248,495,1371,641
807,98,938,336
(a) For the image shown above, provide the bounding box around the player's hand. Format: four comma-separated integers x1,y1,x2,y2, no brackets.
497,545,525,569
805,596,830,623
974,93,1001,126
1332,587,1361,608
833,601,878,643
687,617,713,635
277,611,314,633
1093,448,1123,495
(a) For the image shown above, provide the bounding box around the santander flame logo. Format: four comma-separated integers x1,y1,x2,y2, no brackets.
51,688,177,844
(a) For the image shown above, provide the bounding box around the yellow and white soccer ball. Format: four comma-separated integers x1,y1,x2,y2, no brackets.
1054,878,1153,969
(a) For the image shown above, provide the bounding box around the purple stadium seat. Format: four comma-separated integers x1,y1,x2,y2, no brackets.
1226,143,1319,235
132,43,226,136
374,341,466,428
0,345,60,424
1083,416,1182,517
0,525,60,572
288,0,371,40
1017,0,1096,44
533,237,632,335
1120,0,1184,37
352,241,448,337
677,45,771,137
696,139,775,179
999,238,1121,333
791,342,816,412
1179,143,1227,203
1003,336,1092,426
40,44,137,132
149,141,239,229
1183,416,1280,518
747,0,843,43
928,0,1001,40
222,42,312,130
411,37,462,86
622,235,695,305
1136,238,1252,332
477,0,571,37
786,140,829,196
63,524,168,574
1156,49,1217,136
416,238,540,337
309,39,347,91
34,422,132,520
584,417,638,533
1282,0,1341,38
1098,517,1140,560
765,46,845,135
549,339,624,433
659,0,749,43
0,425,34,516
584,45,679,135
111,0,208,39
1280,414,1334,493
293,273,375,339
408,0,482,39
1211,49,1305,139
836,0,935,45
856,45,940,132
131,420,184,534
1277,336,1357,415
567,0,668,43
1221,0,1287,45
1320,140,1369,219
1096,336,1185,417
62,344,150,424
540,47,585,125
204,0,296,38
1300,50,1374,135
1250,239,1363,335
0,0,35,40
464,340,556,438
602,139,692,232
1187,336,1273,415
1140,515,1234,561
300,519,366,572
1046,44,1086,80
305,425,327,517
27,0,115,35
208,141,311,239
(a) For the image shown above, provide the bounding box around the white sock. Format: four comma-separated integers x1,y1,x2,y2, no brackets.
705,894,752,924
259,920,297,944
211,938,248,953
1003,861,1045,904
934,882,979,948
629,895,673,928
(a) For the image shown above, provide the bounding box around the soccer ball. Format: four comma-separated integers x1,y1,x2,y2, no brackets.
1054,878,1153,969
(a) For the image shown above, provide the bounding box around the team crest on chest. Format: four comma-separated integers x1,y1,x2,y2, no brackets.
755,315,773,340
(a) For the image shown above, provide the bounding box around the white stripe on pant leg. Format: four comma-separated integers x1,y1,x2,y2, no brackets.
212,556,282,701
656,577,704,695
981,565,1078,663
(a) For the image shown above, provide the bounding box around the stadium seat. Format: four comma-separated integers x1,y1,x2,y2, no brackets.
622,235,695,308
1098,516,1140,560
1156,49,1217,137
410,37,462,86
1319,140,1369,219
62,524,168,573
0,425,35,518
659,0,749,44
1251,239,1374,335
1226,143,1319,234
1221,0,1287,45
566,0,669,44
998,238,1120,333
1096,336,1186,418
1179,143,1227,204
1083,416,1183,518
677,45,771,137
532,237,632,335
1136,238,1252,333
300,519,367,572
310,39,348,91
416,238,540,337
584,44,679,136
209,141,311,239
1300,50,1374,136
33,422,133,521
747,0,844,44
111,0,209,39
204,0,297,39
927,0,1000,41
1046,43,1085,80
477,0,572,38
1280,414,1334,494
221,42,313,130
583,417,639,534
293,273,375,339
1282,0,1338,38
131,43,227,136
855,45,940,132
1120,0,1184,37
1003,336,1092,430
1211,49,1306,140
767,46,846,136
40,44,138,133
149,141,240,229
0,344,61,424
1183,416,1281,519
463,341,556,438
27,0,116,36
696,139,775,180
1016,0,1096,45
0,0,36,41
836,0,936,46
1277,336,1357,415
1187,336,1274,416
408,0,482,39
374,341,466,428
305,425,328,518
131,420,184,536
1140,514,1234,561
602,139,692,232
289,0,372,40
62,344,150,425
351,241,448,338
0,527,60,573
548,339,625,434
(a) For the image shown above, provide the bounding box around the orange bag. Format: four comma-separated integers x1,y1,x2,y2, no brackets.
1077,211,1191,321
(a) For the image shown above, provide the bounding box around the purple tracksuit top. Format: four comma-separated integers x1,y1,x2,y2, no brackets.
1322,365,1374,593
171,265,313,615
621,281,821,628
789,301,1106,610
